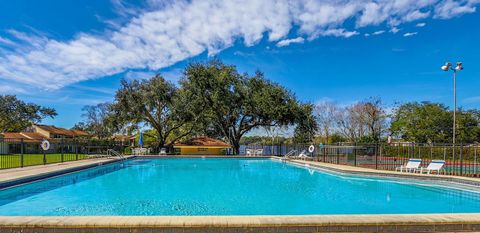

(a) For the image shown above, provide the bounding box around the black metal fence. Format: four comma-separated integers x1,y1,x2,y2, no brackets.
3,137,479,178
244,142,480,177
0,138,129,169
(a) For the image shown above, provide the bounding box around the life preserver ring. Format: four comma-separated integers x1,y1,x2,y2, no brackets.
308,145,315,153
41,140,50,151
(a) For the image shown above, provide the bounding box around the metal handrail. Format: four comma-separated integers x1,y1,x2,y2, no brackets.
107,149,125,160
284,149,297,158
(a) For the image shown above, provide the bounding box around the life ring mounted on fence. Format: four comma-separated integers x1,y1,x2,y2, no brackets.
308,144,315,153
41,140,50,151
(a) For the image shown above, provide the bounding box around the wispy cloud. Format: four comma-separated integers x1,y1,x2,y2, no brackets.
0,84,26,94
416,22,427,27
403,32,418,37
0,0,478,91
365,30,384,37
390,27,400,34
0,36,16,46
434,0,478,19
315,29,359,38
276,37,305,47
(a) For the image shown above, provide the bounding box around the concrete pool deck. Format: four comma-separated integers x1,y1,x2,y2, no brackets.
1,155,480,232
1,214,480,232
0,156,131,189
282,158,480,187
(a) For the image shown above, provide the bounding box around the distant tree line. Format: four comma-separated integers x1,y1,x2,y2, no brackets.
314,98,388,144
3,60,480,151
74,60,314,154
0,95,57,132
314,99,480,144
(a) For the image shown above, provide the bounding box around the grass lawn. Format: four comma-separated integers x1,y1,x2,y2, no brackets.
0,153,88,169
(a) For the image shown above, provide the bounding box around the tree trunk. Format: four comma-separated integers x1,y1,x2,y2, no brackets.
233,143,240,155
229,135,241,155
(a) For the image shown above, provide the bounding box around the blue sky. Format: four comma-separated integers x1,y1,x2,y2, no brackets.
1,0,480,128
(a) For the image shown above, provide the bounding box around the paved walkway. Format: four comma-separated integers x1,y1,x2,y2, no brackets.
1,213,480,232
0,157,125,184
283,158,480,185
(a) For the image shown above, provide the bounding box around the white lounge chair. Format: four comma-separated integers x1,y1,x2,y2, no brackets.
246,149,253,157
415,160,445,174
255,149,264,156
159,148,167,156
395,158,422,172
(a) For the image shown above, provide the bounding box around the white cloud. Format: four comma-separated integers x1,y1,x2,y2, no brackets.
434,0,478,19
0,0,478,91
315,28,359,38
403,32,418,37
276,37,305,47
0,37,16,46
402,10,430,22
390,27,400,34
372,30,385,35
416,22,427,27
0,84,26,94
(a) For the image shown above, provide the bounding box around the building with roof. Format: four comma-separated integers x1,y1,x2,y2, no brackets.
25,124,89,139
0,125,90,155
173,136,231,155
0,132,47,142
111,135,136,147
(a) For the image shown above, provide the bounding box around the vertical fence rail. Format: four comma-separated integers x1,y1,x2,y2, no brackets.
0,138,129,170
243,142,480,177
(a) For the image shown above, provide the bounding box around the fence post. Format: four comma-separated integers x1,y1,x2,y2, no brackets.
411,143,415,159
336,145,339,164
430,143,433,160
459,144,463,176
452,145,457,175
323,146,326,162
354,142,357,166
76,140,79,161
20,138,24,168
474,145,477,177
61,139,64,163
375,143,378,170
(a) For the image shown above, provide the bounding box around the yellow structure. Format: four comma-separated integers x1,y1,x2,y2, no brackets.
174,137,231,155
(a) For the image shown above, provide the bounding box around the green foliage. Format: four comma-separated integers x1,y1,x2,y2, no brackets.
240,135,290,145
137,129,160,146
293,104,318,143
74,102,115,138
182,60,308,154
0,154,88,169
390,102,480,143
456,109,480,143
390,102,451,143
0,95,57,132
111,75,199,149
329,134,347,143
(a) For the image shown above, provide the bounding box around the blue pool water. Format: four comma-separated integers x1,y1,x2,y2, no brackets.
0,158,479,216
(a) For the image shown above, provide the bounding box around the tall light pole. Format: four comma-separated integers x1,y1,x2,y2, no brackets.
441,62,463,158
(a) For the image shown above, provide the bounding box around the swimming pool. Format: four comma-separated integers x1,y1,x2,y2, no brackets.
0,158,479,216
